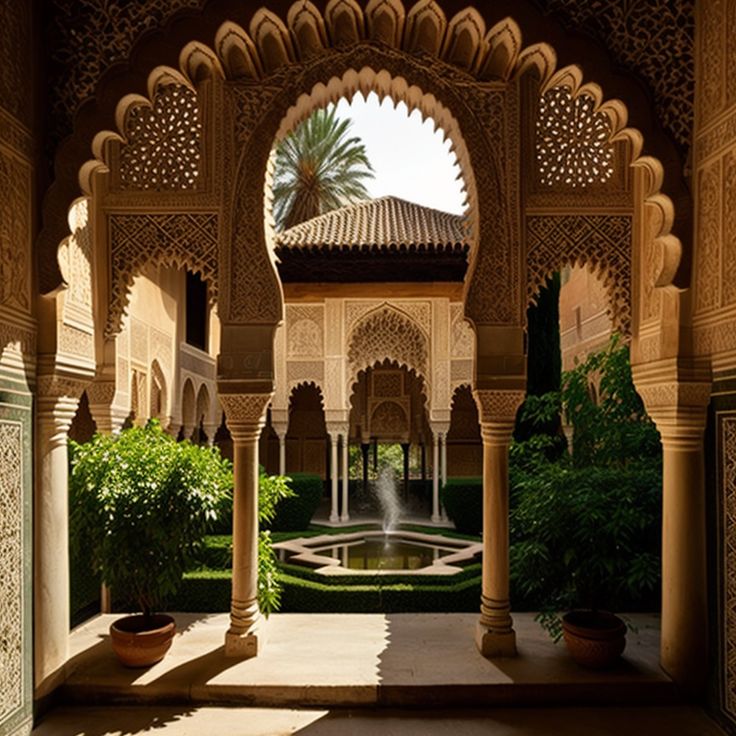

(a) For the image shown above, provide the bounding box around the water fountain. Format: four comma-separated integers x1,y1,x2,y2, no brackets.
375,465,402,532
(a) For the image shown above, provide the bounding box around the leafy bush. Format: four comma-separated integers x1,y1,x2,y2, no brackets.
69,421,232,616
509,463,661,638
268,473,324,531
441,478,483,535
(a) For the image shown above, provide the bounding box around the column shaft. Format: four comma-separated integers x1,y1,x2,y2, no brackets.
660,436,708,691
330,436,339,522
440,433,448,520
431,434,440,523
341,434,350,522
35,393,80,695
278,434,286,476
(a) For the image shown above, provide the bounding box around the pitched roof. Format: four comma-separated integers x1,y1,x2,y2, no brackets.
275,196,470,250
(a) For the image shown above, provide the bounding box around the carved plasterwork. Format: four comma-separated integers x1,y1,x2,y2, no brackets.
286,305,324,358
0,421,23,725
348,305,428,383
58,199,93,309
373,371,403,399
473,389,526,423
542,0,694,152
527,214,632,336
723,415,736,718
107,212,218,337
536,87,614,189
119,85,202,190
219,393,272,424
0,147,30,312
370,400,409,439
0,2,30,125
286,360,325,388
451,359,473,387
724,151,736,306
450,304,474,358
695,160,722,314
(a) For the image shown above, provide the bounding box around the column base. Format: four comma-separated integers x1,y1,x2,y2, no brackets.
431,514,442,523
225,625,262,658
475,621,517,657
329,513,340,523
340,514,350,523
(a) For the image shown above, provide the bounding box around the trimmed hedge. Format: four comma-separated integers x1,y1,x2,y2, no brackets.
169,567,481,613
441,478,483,535
268,473,324,532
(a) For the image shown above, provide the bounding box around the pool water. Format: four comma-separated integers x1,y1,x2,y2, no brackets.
311,538,456,571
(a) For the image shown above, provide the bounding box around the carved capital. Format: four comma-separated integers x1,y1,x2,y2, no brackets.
636,381,711,448
473,389,525,446
326,422,350,440
37,374,88,447
220,393,272,442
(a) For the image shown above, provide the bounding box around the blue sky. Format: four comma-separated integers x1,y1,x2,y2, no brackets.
333,92,466,215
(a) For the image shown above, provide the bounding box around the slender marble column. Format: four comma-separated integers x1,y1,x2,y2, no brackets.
278,433,286,476
220,393,271,658
440,432,448,521
35,379,84,695
473,389,525,658
329,434,339,522
431,433,441,523
341,433,350,522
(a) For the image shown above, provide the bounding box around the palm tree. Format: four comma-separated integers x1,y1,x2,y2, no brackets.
272,106,374,230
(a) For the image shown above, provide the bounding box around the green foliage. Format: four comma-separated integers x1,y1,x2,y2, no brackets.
258,471,294,526
509,463,661,638
69,421,232,616
560,334,661,467
272,107,374,230
268,473,324,532
441,478,483,535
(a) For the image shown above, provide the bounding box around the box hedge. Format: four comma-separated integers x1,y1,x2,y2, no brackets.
440,478,483,535
267,473,324,531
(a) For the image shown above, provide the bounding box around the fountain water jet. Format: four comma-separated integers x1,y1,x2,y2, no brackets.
375,465,402,532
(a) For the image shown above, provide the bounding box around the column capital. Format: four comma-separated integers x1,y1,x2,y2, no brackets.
37,373,88,444
87,379,128,435
220,392,272,442
429,421,451,439
473,389,524,444
326,422,349,439
271,422,289,440
635,381,711,449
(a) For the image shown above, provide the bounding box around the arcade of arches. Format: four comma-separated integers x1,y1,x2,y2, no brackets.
2,0,736,733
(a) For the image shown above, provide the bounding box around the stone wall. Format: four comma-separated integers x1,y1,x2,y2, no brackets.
696,1,736,730
0,0,36,732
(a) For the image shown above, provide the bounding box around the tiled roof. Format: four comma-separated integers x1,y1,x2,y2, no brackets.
275,196,470,250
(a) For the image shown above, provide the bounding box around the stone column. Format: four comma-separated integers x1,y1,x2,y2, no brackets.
341,431,350,522
473,389,525,658
431,432,441,523
271,423,288,477
361,442,370,493
219,393,271,658
202,422,219,447
329,433,339,522
35,376,85,694
636,378,711,694
87,381,127,436
440,431,448,521
401,442,410,499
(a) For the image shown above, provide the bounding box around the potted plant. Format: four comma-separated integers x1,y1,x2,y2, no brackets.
70,420,232,667
510,463,661,668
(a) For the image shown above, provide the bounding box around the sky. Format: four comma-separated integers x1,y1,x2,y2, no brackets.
332,92,466,215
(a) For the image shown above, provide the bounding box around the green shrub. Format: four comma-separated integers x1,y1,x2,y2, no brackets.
510,462,661,633
69,420,232,616
268,473,324,531
441,478,483,535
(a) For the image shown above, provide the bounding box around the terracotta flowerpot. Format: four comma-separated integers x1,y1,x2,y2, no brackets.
109,613,176,667
562,610,626,669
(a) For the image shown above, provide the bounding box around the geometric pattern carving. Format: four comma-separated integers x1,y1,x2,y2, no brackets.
450,303,474,358
373,372,403,398
286,305,324,358
0,147,30,312
370,400,409,439
348,306,428,382
541,0,694,153
695,161,721,314
527,215,632,336
0,421,23,723
724,152,736,306
537,88,614,188
286,361,325,387
119,85,201,190
47,0,205,145
723,415,736,719
106,212,218,337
